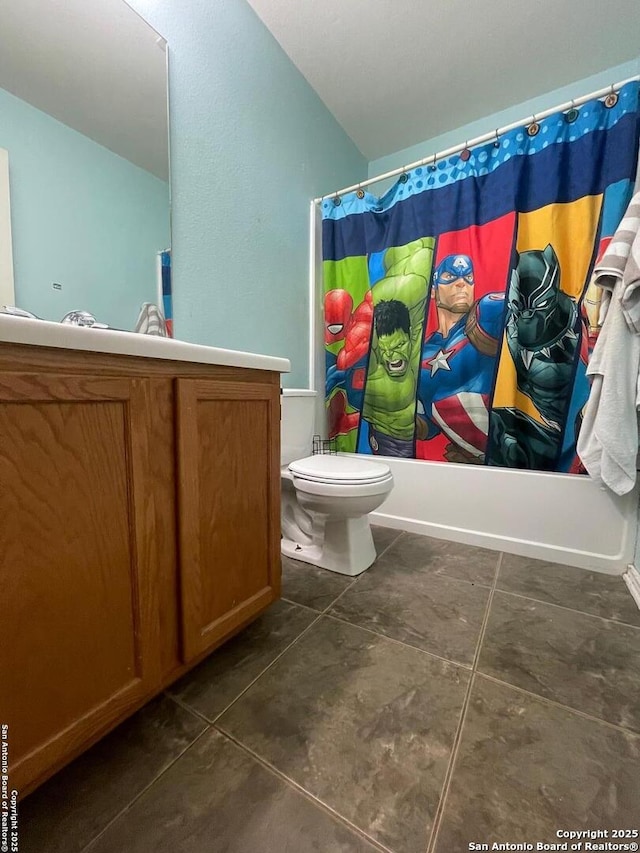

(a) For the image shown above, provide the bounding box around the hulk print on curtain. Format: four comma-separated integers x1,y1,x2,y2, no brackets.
323,81,640,471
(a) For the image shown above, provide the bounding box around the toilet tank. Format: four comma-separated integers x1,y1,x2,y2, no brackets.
281,389,317,465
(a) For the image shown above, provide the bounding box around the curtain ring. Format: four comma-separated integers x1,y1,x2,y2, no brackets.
565,99,579,124
356,182,365,199
430,153,437,172
605,84,619,108
399,167,409,184
460,141,471,161
527,113,540,137
493,129,500,148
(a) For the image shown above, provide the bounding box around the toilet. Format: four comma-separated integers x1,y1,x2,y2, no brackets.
281,389,394,576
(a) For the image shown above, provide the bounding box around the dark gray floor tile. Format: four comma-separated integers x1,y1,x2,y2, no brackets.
371,524,403,556
380,531,498,586
89,729,377,853
281,529,403,614
19,695,206,853
434,677,640,850
478,592,640,731
170,599,316,721
498,552,640,626
330,557,490,665
282,555,354,612
217,617,469,853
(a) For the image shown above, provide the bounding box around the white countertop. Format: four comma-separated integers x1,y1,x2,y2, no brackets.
0,316,291,373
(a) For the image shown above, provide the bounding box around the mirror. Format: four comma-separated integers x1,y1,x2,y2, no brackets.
0,0,170,331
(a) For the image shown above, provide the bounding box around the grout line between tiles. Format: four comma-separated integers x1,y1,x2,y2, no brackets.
208,611,325,724
176,570,391,849
425,551,503,853
176,531,475,731
166,690,217,726
475,671,640,738
282,542,376,615
81,726,210,853
323,611,473,671
215,728,393,853
373,529,405,561
322,572,364,610
73,537,631,853
280,595,322,614
166,599,325,725
473,552,503,670
491,587,640,631
80,574,379,853
175,580,363,728
101,541,637,853
425,672,479,853
488,558,640,736
363,552,495,594
372,529,497,590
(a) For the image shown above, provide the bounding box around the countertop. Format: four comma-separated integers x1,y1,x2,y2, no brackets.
0,316,291,373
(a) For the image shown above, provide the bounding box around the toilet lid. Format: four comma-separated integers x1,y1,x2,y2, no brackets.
289,455,391,484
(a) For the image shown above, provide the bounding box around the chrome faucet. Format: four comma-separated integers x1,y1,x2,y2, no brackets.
60,310,109,329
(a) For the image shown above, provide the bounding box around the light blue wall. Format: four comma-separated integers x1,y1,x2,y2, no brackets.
0,86,170,330
368,59,640,193
129,0,367,386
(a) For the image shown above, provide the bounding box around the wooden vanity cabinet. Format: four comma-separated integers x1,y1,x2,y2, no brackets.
0,344,282,796
175,379,281,661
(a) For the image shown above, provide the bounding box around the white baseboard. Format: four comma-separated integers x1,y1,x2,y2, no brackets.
623,565,640,611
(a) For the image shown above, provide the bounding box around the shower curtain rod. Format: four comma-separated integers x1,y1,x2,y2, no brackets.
314,74,640,203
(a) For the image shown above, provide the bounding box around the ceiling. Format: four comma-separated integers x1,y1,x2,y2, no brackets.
0,0,168,180
246,0,640,161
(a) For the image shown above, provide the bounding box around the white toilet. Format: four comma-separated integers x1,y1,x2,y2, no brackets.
281,389,394,576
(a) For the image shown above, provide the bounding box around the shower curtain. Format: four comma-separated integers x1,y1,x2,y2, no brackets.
322,81,640,471
157,249,173,337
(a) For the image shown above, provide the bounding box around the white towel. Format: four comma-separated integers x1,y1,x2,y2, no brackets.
577,286,640,494
577,192,640,495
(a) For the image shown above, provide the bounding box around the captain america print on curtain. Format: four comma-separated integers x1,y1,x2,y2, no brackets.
322,81,640,472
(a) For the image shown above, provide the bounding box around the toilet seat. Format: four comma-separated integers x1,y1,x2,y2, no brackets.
289,455,391,486
292,475,393,499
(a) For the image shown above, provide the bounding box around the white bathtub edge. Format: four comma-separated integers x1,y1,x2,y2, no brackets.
370,510,630,575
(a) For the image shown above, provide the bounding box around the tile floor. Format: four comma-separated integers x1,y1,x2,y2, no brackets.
20,528,640,853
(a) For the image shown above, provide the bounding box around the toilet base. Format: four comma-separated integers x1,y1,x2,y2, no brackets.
281,515,377,576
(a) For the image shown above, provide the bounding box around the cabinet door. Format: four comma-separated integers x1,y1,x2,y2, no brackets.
176,379,281,661
0,374,160,793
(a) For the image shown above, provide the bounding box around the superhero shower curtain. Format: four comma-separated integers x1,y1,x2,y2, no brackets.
322,81,640,471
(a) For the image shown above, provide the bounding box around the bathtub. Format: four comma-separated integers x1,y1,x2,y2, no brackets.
344,454,638,575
